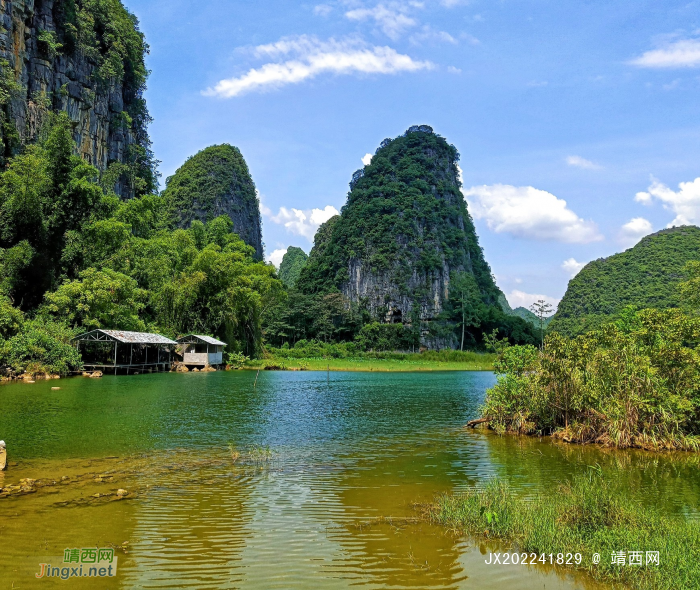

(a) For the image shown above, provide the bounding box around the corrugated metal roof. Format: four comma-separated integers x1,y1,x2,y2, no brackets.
177,335,227,346
75,330,177,345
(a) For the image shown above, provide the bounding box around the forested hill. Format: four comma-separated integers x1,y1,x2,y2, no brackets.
278,247,308,288
162,145,263,259
549,226,700,336
296,125,535,348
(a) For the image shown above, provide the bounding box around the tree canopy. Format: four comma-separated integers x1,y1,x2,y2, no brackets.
549,226,700,337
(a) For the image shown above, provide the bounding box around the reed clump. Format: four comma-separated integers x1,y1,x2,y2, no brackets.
429,471,700,590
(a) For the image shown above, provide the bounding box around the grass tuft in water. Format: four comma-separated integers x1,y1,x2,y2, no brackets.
429,470,700,590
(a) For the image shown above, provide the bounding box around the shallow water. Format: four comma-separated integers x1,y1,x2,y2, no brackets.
0,371,697,589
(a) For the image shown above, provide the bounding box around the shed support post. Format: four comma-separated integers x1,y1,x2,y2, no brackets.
114,341,118,375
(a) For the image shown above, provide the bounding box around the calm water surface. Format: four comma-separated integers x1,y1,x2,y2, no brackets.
0,371,697,589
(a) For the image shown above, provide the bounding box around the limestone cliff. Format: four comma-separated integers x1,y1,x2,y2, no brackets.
297,125,503,342
0,0,156,197
163,144,264,260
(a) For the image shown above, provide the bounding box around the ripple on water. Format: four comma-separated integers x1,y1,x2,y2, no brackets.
0,371,697,589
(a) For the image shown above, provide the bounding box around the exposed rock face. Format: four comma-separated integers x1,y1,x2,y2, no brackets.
163,144,264,259
297,125,502,344
0,0,154,197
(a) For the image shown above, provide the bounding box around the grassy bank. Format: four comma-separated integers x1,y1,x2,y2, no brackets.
244,350,496,372
429,472,700,590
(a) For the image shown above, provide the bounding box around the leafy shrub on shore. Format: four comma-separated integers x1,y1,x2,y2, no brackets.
0,317,82,376
430,471,700,590
481,307,700,450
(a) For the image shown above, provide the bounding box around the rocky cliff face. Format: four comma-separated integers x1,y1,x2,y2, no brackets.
163,144,264,260
297,125,502,344
0,0,155,197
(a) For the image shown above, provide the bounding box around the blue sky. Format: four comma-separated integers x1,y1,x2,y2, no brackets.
127,0,700,309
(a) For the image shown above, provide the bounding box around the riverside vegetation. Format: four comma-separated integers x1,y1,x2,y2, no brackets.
0,113,282,377
430,470,700,590
474,266,700,451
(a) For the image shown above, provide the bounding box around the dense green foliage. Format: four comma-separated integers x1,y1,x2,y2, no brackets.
266,340,493,363
278,247,308,288
432,472,700,590
162,144,262,256
0,0,157,193
481,306,700,450
297,126,497,297
264,290,366,346
0,117,281,375
283,126,537,350
549,226,700,337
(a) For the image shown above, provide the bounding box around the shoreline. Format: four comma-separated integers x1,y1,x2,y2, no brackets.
243,358,495,372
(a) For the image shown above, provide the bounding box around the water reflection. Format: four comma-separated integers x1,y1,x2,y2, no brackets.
0,371,697,589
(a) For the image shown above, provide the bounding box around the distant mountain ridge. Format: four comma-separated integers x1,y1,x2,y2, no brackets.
549,226,700,336
498,294,553,328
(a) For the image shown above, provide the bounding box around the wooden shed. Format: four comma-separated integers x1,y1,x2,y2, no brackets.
177,335,226,367
73,330,178,374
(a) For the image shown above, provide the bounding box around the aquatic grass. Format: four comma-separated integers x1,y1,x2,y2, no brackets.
245,352,496,373
429,471,700,590
247,445,274,465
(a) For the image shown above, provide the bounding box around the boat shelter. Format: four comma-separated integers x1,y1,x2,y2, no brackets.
73,330,177,374
177,335,226,367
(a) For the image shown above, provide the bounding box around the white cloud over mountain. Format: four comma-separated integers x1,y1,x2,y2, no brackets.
635,176,700,226
562,258,586,277
619,217,653,247
463,184,603,243
266,204,340,241
267,248,288,268
506,290,559,311
204,35,433,98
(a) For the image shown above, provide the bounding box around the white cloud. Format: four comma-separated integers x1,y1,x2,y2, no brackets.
345,4,418,40
463,184,603,243
267,248,288,268
267,205,340,241
204,35,433,98
409,25,458,45
619,217,653,247
635,177,700,226
566,155,602,170
362,153,373,165
562,258,586,277
506,290,559,311
630,38,700,68
447,65,462,74
313,4,333,16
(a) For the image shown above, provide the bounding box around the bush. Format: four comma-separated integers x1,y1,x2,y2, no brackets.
481,308,700,450
0,317,82,375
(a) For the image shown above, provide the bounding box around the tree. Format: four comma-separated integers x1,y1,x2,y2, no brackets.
529,299,554,348
41,267,147,331
450,271,482,351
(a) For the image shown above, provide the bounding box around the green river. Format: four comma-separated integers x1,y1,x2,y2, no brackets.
0,371,698,589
